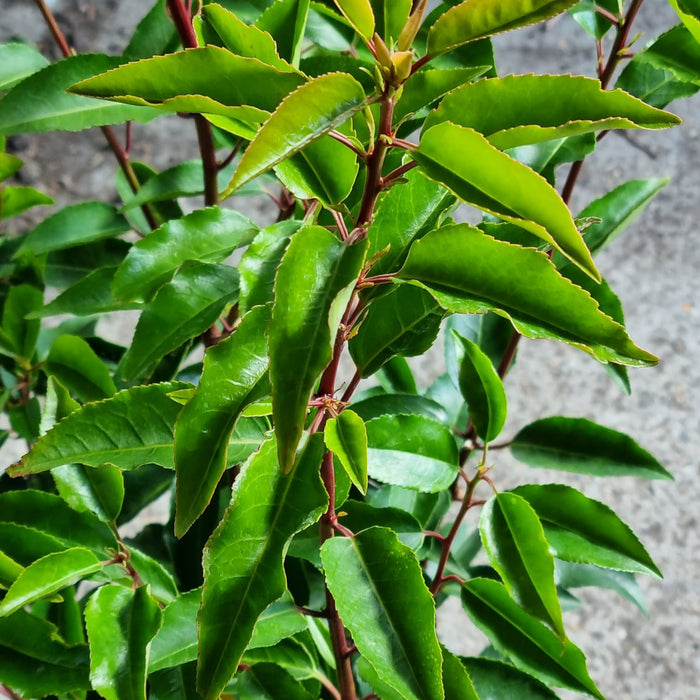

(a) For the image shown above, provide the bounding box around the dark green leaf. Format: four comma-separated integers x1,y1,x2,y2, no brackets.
638,24,700,85
442,648,479,700
226,663,314,700
376,355,418,395
669,0,700,43
351,392,449,423
341,500,424,551
0,185,53,219
324,409,368,493
321,527,444,700
241,636,320,682
568,0,618,39
463,656,561,699
370,0,411,43
256,0,311,66
45,239,130,288
368,484,451,531
1,284,42,358
53,463,125,524
0,42,49,91
124,0,179,61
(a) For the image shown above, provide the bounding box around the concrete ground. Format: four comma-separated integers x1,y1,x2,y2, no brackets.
2,1,698,698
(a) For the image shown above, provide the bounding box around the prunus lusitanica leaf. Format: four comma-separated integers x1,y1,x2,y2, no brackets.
324,409,368,493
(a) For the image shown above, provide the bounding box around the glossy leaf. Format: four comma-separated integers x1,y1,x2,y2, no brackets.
442,648,479,700
640,24,700,85
480,493,564,636
174,305,271,537
415,123,599,279
512,484,662,577
227,663,314,700
45,238,130,287
113,206,257,303
321,527,443,700
227,72,366,194
669,0,700,43
341,500,424,551
0,551,23,590
119,261,238,380
453,331,507,442
9,383,188,474
85,584,163,700
0,185,53,219
1,284,43,358
371,0,411,42
0,548,102,617
365,413,459,491
568,0,619,39
241,636,321,682
368,484,451,531
427,0,579,54
269,226,367,472
352,392,449,424
53,463,125,524
463,657,560,699
324,409,368,493
0,42,49,91
197,436,328,699
123,0,178,61
256,0,311,66
350,284,444,376
0,54,159,135
334,0,376,38
461,578,603,698
510,416,671,479
398,224,657,366
425,75,679,150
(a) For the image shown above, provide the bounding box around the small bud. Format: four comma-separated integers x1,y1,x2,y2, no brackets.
391,51,413,83
397,0,428,52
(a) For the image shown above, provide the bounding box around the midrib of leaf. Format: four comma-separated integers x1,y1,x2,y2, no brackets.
291,147,335,202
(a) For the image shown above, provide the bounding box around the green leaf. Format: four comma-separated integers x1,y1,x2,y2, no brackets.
0,548,102,617
376,355,417,395
85,585,163,700
352,392,449,424
365,413,459,492
512,483,662,577
226,663,314,699
669,0,700,43
269,226,367,471
480,493,564,636
197,435,327,698
415,123,599,280
427,0,579,54
334,0,376,38
9,383,188,474
398,224,657,366
461,578,603,698
369,0,411,43
350,285,444,377
0,42,49,91
0,185,53,219
45,335,116,402
462,657,560,699
45,238,130,288
119,261,239,381
453,331,507,442
241,636,320,682
0,152,23,182
324,409,368,493
568,0,619,39
16,202,131,256
340,500,424,551
1,284,43,358
239,220,301,314
321,526,443,700
113,207,257,303
53,463,125,524
226,72,367,194
368,484,451,531
0,550,23,590
0,54,159,135
256,0,311,66
71,47,304,115
424,75,680,149
124,0,179,61
174,305,271,537
639,24,700,85
510,416,671,479
442,648,479,700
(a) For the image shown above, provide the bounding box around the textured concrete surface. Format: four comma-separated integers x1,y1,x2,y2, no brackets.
2,1,699,698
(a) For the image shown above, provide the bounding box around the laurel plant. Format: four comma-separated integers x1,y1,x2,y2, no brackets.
0,0,698,698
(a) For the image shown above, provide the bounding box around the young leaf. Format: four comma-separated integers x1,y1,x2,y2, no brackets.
370,0,412,43
197,435,328,699
453,331,507,442
398,224,657,366
0,54,159,135
256,0,311,66
414,122,599,280
480,493,564,636
0,185,53,219
427,0,579,55
365,413,459,492
461,578,603,699
334,0,376,38
512,484,662,577
321,526,444,700
9,383,188,474
463,657,560,699
269,226,367,472
174,305,271,537
85,584,163,700
510,416,671,479
113,206,257,303
324,409,368,493
118,261,239,381
0,548,102,617
0,42,49,91
226,72,367,194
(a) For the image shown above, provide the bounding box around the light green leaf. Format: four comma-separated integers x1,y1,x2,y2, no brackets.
174,305,271,537
256,0,311,66
639,24,700,85
334,0,376,38
0,54,159,135
226,72,367,195
462,657,560,699
197,435,328,699
0,185,53,219
0,551,23,590
321,527,443,700
118,261,239,381
424,75,680,149
669,0,700,43
480,493,564,636
0,42,49,91
85,585,163,700
510,416,671,479
324,409,368,493
113,206,257,303
568,0,619,39
415,123,599,279
0,548,102,617
512,484,662,577
53,463,125,524
398,224,657,366
269,226,367,472
9,383,188,474
370,0,411,43
427,0,579,55
461,578,603,698
453,331,507,442
0,152,23,182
